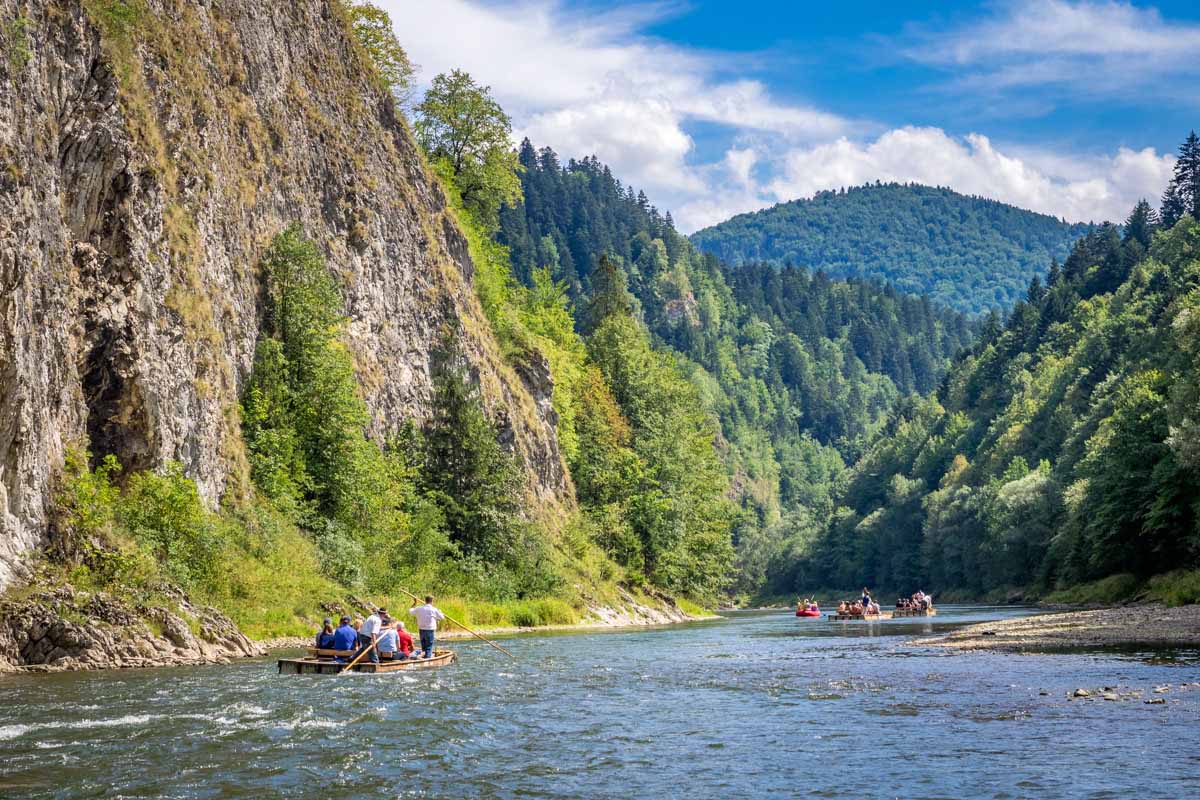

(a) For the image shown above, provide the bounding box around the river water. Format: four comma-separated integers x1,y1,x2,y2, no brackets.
1,606,1198,799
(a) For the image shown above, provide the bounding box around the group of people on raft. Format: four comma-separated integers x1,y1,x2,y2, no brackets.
315,595,446,663
836,588,882,616
896,590,933,610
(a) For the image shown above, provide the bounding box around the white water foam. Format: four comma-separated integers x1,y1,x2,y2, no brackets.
0,714,158,742
0,724,31,741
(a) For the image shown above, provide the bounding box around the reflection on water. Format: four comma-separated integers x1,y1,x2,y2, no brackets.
0,606,1197,799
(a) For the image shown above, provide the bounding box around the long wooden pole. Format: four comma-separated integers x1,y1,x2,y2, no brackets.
396,586,517,661
339,637,377,674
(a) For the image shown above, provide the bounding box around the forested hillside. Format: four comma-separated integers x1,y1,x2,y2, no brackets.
690,184,1092,314
497,142,976,595
770,164,1200,602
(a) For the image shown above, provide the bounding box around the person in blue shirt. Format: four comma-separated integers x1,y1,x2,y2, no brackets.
316,618,336,650
332,616,358,662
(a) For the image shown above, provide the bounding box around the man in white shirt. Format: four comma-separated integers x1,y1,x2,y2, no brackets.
408,595,446,658
357,607,384,663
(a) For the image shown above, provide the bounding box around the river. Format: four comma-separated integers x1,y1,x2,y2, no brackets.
1,606,1198,799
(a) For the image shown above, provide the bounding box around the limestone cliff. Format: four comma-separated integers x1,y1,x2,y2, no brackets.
0,0,571,589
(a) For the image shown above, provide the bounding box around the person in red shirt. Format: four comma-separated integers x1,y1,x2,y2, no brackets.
395,621,415,660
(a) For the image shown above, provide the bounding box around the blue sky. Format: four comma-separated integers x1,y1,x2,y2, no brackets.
385,0,1197,231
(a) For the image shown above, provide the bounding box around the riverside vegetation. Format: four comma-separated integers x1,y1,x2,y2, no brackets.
8,3,1200,664
21,0,723,648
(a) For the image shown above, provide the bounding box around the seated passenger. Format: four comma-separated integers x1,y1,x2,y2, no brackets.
316,618,336,651
395,621,414,660
332,616,358,661
837,601,848,614
375,618,399,660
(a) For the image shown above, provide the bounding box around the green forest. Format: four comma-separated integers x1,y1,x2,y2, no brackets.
771,150,1200,604
496,140,979,597
690,183,1093,314
43,0,1200,638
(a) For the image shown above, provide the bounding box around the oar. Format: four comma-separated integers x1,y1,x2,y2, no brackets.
396,587,517,661
339,638,377,675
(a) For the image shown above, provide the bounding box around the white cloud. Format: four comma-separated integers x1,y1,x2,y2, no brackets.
903,0,1200,95
762,128,1172,224
381,0,848,227
381,1,1176,232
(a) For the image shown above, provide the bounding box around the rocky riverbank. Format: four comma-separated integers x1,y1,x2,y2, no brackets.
0,584,263,673
924,603,1200,652
2,581,707,673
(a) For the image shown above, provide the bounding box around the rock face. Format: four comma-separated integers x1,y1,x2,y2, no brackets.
0,584,264,671
0,0,570,589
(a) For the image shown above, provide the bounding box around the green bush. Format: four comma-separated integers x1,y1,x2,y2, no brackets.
118,462,224,590
1147,570,1200,607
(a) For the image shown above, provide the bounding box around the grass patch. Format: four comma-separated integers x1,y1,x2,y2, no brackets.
675,597,708,617
1145,570,1200,607
1043,573,1143,606
389,595,578,631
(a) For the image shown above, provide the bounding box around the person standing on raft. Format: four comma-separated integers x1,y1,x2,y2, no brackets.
409,595,446,659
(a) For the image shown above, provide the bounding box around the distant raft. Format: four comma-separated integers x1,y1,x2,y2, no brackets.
827,611,893,621
892,607,937,618
277,648,457,674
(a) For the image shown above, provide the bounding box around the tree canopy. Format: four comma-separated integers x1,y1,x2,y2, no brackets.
416,70,522,230
690,183,1093,314
343,1,416,110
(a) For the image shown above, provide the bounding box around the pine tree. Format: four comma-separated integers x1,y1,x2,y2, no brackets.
1161,131,1200,228
1123,199,1158,248
1161,182,1186,229
585,254,634,331
419,342,523,561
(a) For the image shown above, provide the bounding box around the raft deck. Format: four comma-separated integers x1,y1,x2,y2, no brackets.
278,649,457,674
892,607,937,618
828,612,893,621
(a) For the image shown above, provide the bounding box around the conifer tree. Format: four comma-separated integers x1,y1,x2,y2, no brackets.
418,337,523,561
1123,199,1158,248
1161,131,1200,228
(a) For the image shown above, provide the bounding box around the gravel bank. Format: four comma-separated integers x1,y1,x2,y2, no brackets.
923,603,1200,652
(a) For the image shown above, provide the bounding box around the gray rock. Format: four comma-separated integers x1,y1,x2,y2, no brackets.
0,0,572,592
1073,688,1091,698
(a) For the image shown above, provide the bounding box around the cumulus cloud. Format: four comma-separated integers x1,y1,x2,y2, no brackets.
902,0,1200,96
381,0,1176,232
760,128,1172,223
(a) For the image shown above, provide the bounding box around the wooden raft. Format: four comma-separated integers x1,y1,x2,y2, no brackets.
891,607,937,618
827,611,893,621
278,648,457,674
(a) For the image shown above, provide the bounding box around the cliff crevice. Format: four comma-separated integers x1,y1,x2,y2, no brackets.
0,0,571,589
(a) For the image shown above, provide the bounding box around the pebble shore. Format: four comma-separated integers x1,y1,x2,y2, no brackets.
923,603,1200,652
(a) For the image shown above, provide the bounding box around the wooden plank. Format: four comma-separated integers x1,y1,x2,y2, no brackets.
277,650,457,675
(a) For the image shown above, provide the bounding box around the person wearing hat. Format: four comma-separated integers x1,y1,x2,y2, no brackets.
353,607,386,664
316,618,336,650
332,616,358,662
359,608,384,647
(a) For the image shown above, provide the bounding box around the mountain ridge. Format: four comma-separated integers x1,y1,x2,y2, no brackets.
690,183,1094,314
